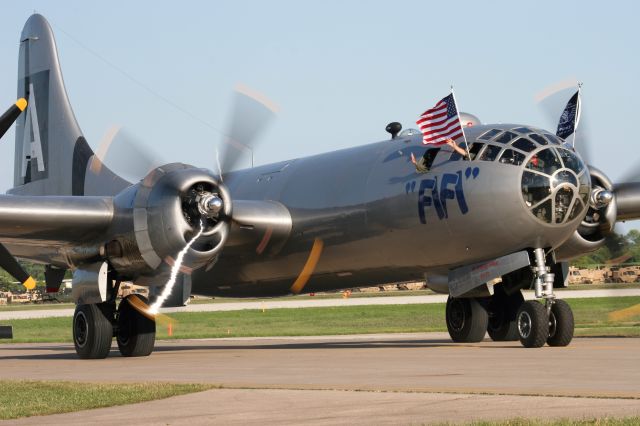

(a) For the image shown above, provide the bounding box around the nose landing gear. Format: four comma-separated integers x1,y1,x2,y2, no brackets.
515,248,574,348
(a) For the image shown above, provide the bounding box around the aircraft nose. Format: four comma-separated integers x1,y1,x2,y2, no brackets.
520,146,591,225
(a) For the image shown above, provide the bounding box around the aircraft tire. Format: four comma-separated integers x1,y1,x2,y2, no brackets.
116,295,156,357
446,296,488,343
547,299,574,347
516,301,548,348
73,303,113,359
487,289,524,341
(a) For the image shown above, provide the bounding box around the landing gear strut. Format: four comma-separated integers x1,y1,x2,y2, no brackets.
516,248,574,348
72,278,156,359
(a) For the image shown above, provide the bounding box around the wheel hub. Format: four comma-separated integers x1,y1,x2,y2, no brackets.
518,311,532,339
548,310,557,338
449,299,466,332
74,311,88,348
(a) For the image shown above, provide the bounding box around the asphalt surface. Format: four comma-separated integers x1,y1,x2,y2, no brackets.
1,288,639,320
1,333,639,424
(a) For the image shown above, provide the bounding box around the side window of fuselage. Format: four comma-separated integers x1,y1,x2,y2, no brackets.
423,147,441,169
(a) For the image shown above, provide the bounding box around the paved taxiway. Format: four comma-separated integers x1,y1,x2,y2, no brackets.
1,333,639,424
1,288,639,320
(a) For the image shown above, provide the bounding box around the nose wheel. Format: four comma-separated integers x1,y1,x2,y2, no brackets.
546,299,574,346
516,299,574,348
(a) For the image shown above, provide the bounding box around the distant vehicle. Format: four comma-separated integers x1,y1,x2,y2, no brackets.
608,267,638,283
568,267,592,284
568,266,607,285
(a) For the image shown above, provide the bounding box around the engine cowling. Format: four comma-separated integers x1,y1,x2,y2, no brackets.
105,163,231,279
555,166,616,260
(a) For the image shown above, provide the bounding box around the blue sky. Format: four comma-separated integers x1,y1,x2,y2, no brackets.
1,1,639,229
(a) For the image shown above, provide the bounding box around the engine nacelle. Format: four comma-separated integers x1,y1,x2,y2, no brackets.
105,163,231,279
556,166,616,261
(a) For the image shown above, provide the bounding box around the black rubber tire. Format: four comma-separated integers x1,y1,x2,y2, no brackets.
516,301,549,348
487,289,524,342
446,297,488,343
116,295,156,357
547,299,574,347
73,303,113,359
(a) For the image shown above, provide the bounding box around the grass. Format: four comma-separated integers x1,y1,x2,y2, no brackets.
0,302,74,311
1,283,637,311
2,296,639,343
0,380,215,420
1,382,638,424
464,419,640,426
0,289,439,311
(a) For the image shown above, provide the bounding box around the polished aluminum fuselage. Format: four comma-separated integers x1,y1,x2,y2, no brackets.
191,125,579,297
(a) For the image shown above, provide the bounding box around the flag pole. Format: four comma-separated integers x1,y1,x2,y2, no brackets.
450,85,471,160
572,82,583,148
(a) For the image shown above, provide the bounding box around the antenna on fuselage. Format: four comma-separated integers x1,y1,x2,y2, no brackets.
386,122,402,139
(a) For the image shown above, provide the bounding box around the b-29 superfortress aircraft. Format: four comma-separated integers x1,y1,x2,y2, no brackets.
1,14,638,358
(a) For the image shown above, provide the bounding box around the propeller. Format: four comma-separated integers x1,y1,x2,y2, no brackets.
0,99,36,290
537,82,640,318
0,98,27,139
218,84,278,176
92,86,278,320
535,79,593,166
91,126,166,182
94,85,278,183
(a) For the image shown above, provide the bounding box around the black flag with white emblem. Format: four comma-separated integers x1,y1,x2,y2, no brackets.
556,90,581,139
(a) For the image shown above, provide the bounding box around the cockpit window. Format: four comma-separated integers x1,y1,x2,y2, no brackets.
557,148,584,175
529,134,547,145
532,199,552,223
554,187,574,223
499,149,525,166
543,133,563,145
513,127,533,134
511,137,537,152
469,142,484,160
478,129,501,140
495,131,518,144
449,144,465,161
527,148,562,174
522,171,551,206
568,200,585,221
521,146,590,225
479,144,501,161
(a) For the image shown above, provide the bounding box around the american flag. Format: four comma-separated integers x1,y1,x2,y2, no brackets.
416,93,464,145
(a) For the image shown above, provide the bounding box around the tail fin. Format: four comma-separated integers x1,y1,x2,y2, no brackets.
10,14,127,196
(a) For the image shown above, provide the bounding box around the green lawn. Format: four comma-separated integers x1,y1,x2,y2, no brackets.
1,381,638,424
469,419,640,426
2,297,639,343
0,380,215,420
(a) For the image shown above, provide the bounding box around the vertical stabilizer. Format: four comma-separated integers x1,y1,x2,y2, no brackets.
10,14,127,196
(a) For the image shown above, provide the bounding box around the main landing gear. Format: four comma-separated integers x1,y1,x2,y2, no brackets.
446,248,574,348
72,285,156,359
